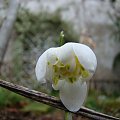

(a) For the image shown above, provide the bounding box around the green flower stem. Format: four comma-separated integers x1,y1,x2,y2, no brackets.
59,31,64,46
65,112,73,120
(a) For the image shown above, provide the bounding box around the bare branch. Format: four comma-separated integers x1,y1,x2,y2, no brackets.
0,0,20,67
0,79,119,120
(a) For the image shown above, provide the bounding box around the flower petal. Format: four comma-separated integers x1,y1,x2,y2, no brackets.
60,80,87,112
46,48,59,64
72,43,97,74
52,80,65,90
45,48,59,82
35,47,58,83
35,50,47,83
57,43,74,63
57,43,76,71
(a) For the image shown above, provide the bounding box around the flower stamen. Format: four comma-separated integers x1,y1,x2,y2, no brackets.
51,55,90,85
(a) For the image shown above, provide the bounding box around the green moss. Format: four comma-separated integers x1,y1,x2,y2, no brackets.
0,88,26,107
0,88,51,112
85,90,120,117
12,40,24,81
112,15,120,42
5,8,79,87
22,102,50,112
15,9,79,50
0,87,119,117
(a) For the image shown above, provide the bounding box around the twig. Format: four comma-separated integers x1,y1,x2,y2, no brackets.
0,0,20,67
0,79,119,120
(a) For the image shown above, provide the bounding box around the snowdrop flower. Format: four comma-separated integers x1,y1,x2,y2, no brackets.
35,42,97,112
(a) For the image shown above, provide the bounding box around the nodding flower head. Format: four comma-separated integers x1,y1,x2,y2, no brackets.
35,42,97,112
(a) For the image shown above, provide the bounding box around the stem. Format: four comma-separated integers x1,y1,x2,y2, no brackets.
0,79,119,120
59,31,64,46
65,112,72,120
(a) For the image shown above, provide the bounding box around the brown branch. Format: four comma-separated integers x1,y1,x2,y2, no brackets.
0,0,20,67
0,79,119,120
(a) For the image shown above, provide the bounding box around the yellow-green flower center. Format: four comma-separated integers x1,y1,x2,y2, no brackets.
48,55,89,85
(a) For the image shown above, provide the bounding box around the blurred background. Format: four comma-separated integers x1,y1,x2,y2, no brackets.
0,0,120,119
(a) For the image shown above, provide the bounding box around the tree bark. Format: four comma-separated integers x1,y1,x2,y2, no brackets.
0,0,20,68
0,79,119,120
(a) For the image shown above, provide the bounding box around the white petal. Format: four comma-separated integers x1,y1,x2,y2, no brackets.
57,43,76,71
35,50,47,83
57,43,74,64
46,48,58,64
60,80,87,112
80,72,93,82
52,80,65,90
35,47,58,83
45,47,59,82
72,43,97,73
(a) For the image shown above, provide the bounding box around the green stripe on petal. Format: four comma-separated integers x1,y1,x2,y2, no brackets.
81,70,89,78
53,76,59,85
52,55,90,85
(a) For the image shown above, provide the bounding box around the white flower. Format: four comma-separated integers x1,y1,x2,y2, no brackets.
35,42,97,112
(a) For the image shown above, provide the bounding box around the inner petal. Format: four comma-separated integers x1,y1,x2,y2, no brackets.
51,55,90,85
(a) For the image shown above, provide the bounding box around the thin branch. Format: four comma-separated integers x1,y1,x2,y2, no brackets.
0,0,20,67
0,79,119,120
